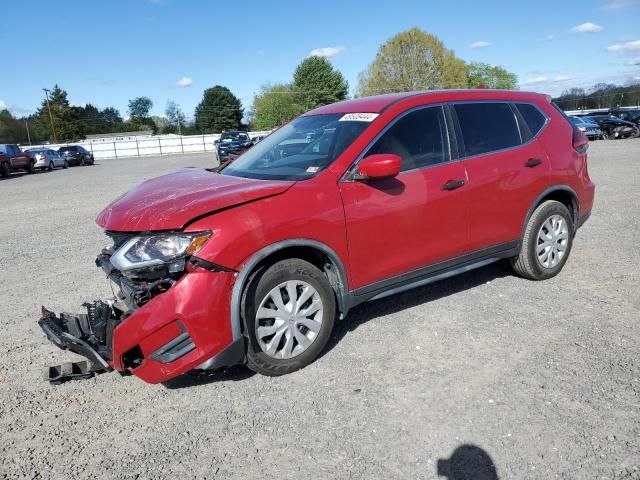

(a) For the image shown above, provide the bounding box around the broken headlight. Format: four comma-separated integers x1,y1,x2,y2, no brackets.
110,232,210,272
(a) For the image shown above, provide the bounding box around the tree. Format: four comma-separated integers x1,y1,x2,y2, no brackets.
128,96,153,121
465,62,517,89
165,100,186,133
356,28,467,96
194,86,243,133
292,56,348,109
251,84,306,130
33,85,86,142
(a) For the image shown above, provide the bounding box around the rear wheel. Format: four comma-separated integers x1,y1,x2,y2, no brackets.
80,156,86,166
0,162,10,178
26,161,35,174
48,161,54,171
63,160,69,169
244,259,336,376
511,200,574,280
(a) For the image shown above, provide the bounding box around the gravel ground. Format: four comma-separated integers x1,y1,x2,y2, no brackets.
0,142,638,480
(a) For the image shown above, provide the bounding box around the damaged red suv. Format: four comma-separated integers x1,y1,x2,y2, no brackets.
39,90,595,384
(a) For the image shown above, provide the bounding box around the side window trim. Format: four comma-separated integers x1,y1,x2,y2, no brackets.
342,103,452,181
449,100,550,161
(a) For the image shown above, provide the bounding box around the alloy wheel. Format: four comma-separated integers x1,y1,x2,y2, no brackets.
255,280,324,359
536,215,569,268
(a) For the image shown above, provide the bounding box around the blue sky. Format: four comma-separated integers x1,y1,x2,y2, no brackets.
1,0,639,120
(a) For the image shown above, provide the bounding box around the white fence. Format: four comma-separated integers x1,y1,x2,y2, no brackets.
20,131,271,160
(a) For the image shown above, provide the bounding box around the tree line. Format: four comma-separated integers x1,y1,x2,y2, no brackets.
553,83,640,111
1,27,520,145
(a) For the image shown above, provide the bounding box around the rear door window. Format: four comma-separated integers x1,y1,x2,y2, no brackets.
454,102,521,157
515,103,547,137
366,106,449,172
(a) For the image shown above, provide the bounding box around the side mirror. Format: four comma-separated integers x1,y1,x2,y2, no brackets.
354,154,402,180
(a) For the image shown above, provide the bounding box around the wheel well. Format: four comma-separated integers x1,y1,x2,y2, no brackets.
245,245,347,314
534,189,578,227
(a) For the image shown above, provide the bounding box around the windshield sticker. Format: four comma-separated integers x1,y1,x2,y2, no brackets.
306,166,320,173
339,113,379,122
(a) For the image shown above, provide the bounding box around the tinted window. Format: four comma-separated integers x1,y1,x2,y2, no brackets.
455,103,521,156
366,106,448,171
516,103,546,136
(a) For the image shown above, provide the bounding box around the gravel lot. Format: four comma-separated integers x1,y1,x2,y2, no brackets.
1,141,638,480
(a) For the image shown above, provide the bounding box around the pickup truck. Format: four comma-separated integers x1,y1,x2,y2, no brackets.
0,144,36,177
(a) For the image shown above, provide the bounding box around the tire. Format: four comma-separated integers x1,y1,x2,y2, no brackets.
243,258,336,376
48,161,54,171
63,160,69,169
26,161,35,174
80,156,86,166
511,200,574,281
0,162,10,178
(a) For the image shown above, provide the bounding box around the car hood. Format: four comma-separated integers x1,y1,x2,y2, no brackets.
96,168,294,232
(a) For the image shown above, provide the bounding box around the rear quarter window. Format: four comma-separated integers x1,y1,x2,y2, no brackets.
454,102,521,157
515,103,547,137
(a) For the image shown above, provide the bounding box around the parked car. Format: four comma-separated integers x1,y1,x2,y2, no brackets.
27,148,68,171
251,134,267,144
610,108,640,127
58,145,95,166
214,131,254,164
568,116,602,140
0,144,37,177
587,115,639,139
39,90,595,385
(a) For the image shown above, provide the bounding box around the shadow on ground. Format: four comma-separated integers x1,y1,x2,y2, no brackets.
437,444,499,479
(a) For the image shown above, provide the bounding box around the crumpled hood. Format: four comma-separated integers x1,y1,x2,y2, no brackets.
96,168,294,232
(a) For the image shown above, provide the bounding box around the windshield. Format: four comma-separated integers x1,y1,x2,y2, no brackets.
220,132,250,143
569,117,583,126
221,114,370,180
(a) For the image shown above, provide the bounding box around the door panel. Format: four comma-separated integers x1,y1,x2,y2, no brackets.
340,163,469,289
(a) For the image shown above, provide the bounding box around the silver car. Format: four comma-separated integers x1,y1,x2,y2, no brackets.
26,148,68,171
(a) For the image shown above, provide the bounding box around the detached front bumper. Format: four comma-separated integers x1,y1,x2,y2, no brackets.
39,265,242,384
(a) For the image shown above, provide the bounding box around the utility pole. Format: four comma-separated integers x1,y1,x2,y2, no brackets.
42,88,58,143
177,116,182,135
25,119,32,145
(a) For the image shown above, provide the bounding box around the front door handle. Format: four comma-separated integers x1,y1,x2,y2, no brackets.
441,179,465,191
525,158,543,168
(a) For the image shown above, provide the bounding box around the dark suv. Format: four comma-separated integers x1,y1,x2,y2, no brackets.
58,145,95,166
39,90,595,384
215,131,253,164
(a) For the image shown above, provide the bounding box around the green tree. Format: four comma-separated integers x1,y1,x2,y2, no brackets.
194,86,243,133
292,56,348,109
356,28,467,96
128,96,153,122
251,84,306,130
465,62,518,89
34,85,86,142
0,110,24,143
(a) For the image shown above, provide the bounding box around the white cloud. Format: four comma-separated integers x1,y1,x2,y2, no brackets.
175,76,193,88
607,39,640,52
470,41,492,48
523,76,549,85
601,0,640,10
630,58,640,65
570,22,604,33
554,75,571,82
308,46,345,58
0,99,7,110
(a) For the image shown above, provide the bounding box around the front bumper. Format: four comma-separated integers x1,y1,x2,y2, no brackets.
39,267,241,384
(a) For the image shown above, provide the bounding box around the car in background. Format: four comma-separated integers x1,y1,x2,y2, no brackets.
27,148,68,171
251,134,268,144
568,116,602,140
587,115,639,140
214,131,253,164
610,108,640,128
58,145,95,166
0,144,37,177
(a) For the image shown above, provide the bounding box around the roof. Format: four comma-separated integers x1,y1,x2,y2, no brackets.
304,89,550,116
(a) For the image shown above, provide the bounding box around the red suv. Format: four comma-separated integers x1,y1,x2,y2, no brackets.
39,90,595,384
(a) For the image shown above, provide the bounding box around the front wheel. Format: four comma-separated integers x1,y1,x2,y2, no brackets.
0,162,10,178
511,200,574,280
63,160,69,169
243,259,336,376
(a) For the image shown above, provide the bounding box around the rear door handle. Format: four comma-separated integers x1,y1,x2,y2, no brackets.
441,179,465,191
525,158,543,168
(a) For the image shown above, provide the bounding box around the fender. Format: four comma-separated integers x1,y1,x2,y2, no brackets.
519,185,579,247
229,239,350,341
